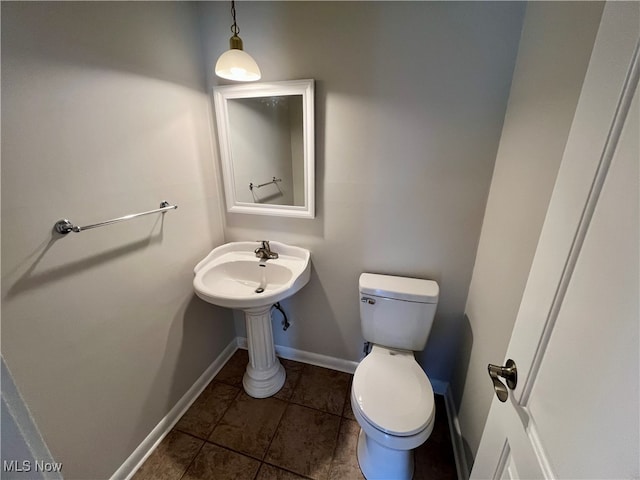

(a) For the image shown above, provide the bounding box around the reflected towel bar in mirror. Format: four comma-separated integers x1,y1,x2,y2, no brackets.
54,201,178,235
249,177,282,191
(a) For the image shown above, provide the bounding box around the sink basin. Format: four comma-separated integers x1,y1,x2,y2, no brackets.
193,241,311,398
193,241,311,310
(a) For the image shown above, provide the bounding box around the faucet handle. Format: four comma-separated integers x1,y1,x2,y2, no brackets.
254,240,278,260
255,240,269,256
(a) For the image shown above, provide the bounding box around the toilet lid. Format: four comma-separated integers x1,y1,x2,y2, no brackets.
352,348,435,436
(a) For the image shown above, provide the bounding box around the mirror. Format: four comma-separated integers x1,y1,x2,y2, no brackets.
213,79,315,218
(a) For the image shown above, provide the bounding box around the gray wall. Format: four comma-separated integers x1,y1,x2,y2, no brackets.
452,1,604,464
1,3,235,478
200,1,526,383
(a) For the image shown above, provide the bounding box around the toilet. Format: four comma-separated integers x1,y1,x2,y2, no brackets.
351,273,439,480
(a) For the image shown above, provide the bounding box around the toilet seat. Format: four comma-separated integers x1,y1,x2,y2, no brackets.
352,345,435,437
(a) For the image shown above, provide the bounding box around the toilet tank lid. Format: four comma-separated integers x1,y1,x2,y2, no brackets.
359,273,439,303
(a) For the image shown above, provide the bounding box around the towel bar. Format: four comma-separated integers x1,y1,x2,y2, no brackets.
54,201,177,235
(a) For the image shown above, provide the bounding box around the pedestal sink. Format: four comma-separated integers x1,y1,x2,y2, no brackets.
193,241,311,398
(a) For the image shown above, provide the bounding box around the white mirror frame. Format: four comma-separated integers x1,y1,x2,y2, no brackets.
213,79,315,219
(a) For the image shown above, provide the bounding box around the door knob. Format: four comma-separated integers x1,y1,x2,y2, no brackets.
487,359,517,402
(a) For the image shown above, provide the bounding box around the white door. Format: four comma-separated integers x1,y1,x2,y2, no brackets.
472,3,639,479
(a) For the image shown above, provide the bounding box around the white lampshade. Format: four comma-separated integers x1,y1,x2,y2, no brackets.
215,48,261,82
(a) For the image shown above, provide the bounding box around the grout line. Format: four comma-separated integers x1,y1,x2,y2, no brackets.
258,400,341,480
285,360,307,401
180,440,265,479
286,400,344,419
277,362,352,418
173,428,210,443
260,460,316,480
176,380,243,443
174,383,244,480
206,384,243,440
177,439,206,480
261,400,291,464
262,362,350,480
340,375,353,419
326,416,347,479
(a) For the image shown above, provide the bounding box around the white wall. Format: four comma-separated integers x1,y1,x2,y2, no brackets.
453,1,604,464
199,1,526,382
1,3,235,478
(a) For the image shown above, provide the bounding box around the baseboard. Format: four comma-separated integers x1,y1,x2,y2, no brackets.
111,338,238,480
442,384,471,480
236,337,359,374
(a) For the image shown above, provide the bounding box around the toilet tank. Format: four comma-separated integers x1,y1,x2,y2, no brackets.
359,273,439,351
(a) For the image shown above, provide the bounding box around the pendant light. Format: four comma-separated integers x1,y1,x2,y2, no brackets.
215,0,261,82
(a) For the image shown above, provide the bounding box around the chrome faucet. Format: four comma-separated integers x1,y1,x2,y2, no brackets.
255,240,279,262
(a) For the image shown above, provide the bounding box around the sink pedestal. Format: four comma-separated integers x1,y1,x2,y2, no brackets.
243,305,286,398
193,242,311,398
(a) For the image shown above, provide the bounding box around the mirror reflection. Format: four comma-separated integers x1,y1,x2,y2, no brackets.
228,95,304,206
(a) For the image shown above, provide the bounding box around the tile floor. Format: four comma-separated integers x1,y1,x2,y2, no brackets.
133,349,457,480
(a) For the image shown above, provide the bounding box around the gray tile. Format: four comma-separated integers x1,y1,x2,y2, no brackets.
210,391,287,460
215,349,249,388
273,358,305,401
266,404,341,480
182,443,260,480
291,364,351,415
132,430,203,480
256,463,310,480
175,381,240,439
328,418,364,480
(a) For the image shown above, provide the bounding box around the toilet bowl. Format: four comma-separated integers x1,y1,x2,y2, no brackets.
352,273,439,480
351,345,435,479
